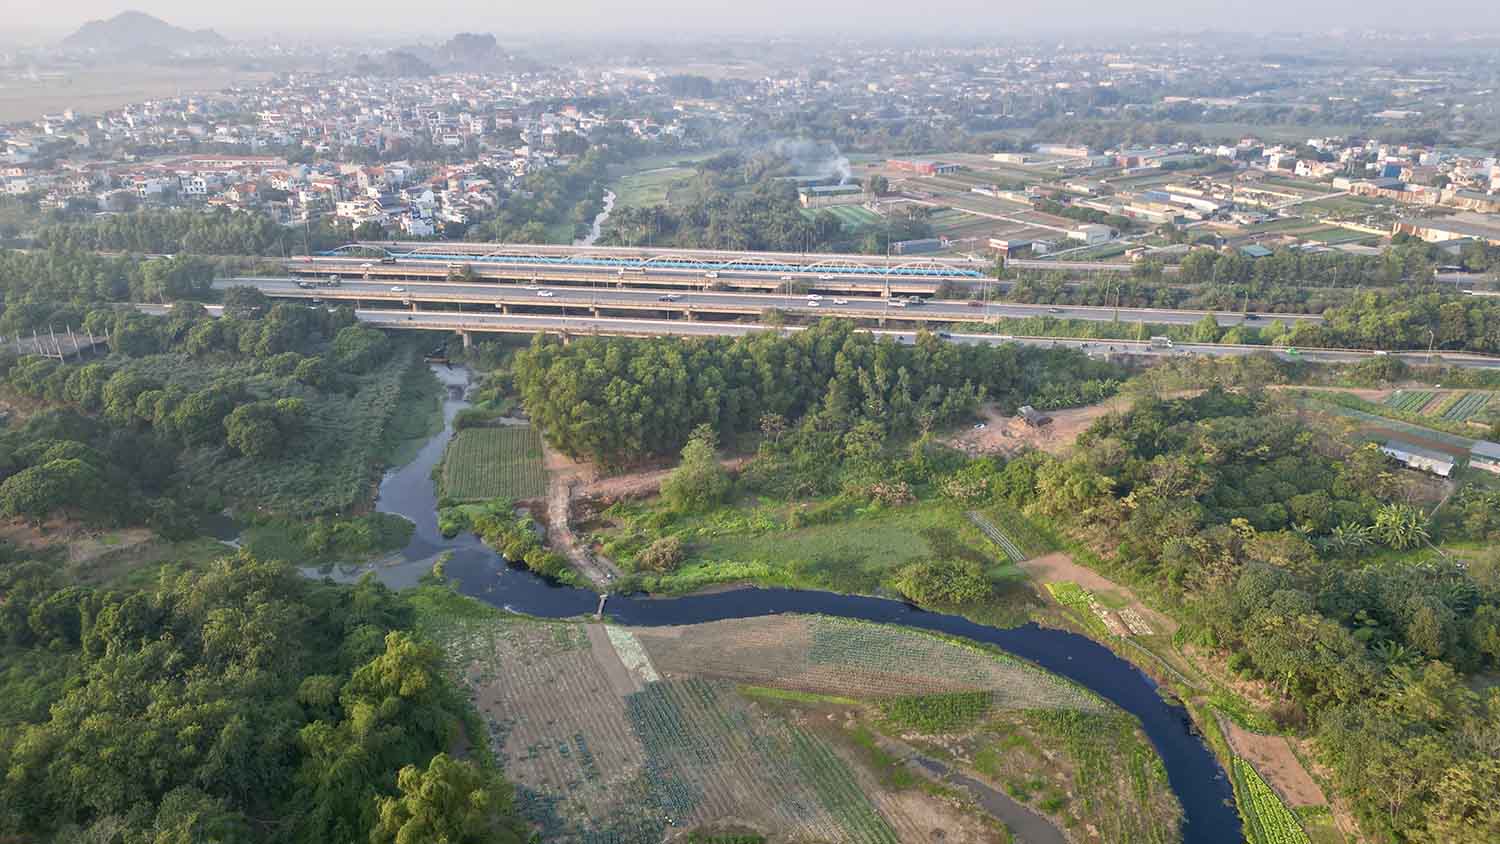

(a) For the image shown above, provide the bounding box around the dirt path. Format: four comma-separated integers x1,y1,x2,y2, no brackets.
541,444,748,588
543,444,620,588
1219,717,1328,808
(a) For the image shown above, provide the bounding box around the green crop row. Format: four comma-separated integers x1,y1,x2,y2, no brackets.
1234,757,1311,844
1384,390,1435,413
1443,391,1492,421
440,425,547,502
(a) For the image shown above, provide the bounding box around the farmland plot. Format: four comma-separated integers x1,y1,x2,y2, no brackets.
634,615,1103,711
428,610,961,842
440,425,547,501
628,678,898,843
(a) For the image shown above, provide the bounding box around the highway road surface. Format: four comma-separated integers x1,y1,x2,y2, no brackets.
220,276,1323,328
349,311,1500,368
142,303,1500,370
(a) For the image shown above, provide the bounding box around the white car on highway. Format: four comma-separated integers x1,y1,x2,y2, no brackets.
832,298,849,305
807,294,823,301
536,290,555,297
390,285,406,293
806,300,820,308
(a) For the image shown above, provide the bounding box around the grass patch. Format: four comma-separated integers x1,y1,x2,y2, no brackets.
878,691,994,733
69,535,232,588
739,685,861,707
439,426,547,502
377,359,446,468
604,497,1030,620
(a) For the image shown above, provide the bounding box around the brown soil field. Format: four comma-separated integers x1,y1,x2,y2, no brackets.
0,66,274,123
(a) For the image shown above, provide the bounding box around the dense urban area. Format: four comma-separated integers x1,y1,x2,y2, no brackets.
1,11,1499,844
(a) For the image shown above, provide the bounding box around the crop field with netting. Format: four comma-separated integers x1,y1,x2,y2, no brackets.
440,425,547,502
634,615,1103,711
421,606,945,842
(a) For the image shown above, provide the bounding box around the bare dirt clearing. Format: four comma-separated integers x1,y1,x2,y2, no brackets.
1020,551,1178,636
1220,717,1328,809
945,399,1129,457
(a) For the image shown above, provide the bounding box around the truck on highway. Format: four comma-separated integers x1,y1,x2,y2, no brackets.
1150,336,1173,349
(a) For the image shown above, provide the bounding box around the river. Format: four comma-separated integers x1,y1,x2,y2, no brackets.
574,189,616,247
332,365,1243,843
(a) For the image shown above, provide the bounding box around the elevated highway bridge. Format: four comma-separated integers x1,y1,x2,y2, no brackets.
223,277,1324,328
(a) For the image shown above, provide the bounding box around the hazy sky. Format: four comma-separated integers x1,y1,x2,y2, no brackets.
12,0,1500,39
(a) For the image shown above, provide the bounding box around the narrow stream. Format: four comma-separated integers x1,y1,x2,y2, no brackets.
320,364,1243,843
574,189,616,247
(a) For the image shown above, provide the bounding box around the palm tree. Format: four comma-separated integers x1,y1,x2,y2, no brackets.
1374,503,1431,551
1326,521,1374,554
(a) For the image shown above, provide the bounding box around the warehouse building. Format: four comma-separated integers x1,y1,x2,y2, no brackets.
888,158,961,176
1470,441,1500,475
798,184,867,208
1392,213,1500,246
1380,439,1455,477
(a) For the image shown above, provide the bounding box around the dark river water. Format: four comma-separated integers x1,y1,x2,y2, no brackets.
326,365,1242,844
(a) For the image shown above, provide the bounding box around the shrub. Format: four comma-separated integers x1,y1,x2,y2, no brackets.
890,558,992,606
635,535,686,573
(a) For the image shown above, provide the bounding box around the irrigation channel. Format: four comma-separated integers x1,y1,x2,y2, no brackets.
312,364,1243,843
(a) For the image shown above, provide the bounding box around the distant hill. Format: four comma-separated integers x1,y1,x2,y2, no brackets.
61,11,227,52
353,50,437,78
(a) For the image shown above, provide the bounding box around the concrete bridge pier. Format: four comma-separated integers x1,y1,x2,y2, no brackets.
460,330,472,349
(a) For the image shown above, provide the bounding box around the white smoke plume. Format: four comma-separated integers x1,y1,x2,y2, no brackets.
771,138,852,184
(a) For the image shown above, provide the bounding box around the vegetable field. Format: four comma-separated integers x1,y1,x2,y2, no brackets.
1440,391,1492,421
440,425,547,501
628,678,899,843
1234,757,1311,844
971,709,1183,844
633,615,1103,711
1383,389,1492,422
415,600,1019,843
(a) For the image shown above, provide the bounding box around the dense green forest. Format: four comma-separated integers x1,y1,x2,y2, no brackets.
1278,290,1500,353
0,296,432,526
513,319,1121,465
0,549,527,843
994,389,1500,842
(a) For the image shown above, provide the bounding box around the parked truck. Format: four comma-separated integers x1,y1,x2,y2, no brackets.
1150,336,1173,349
